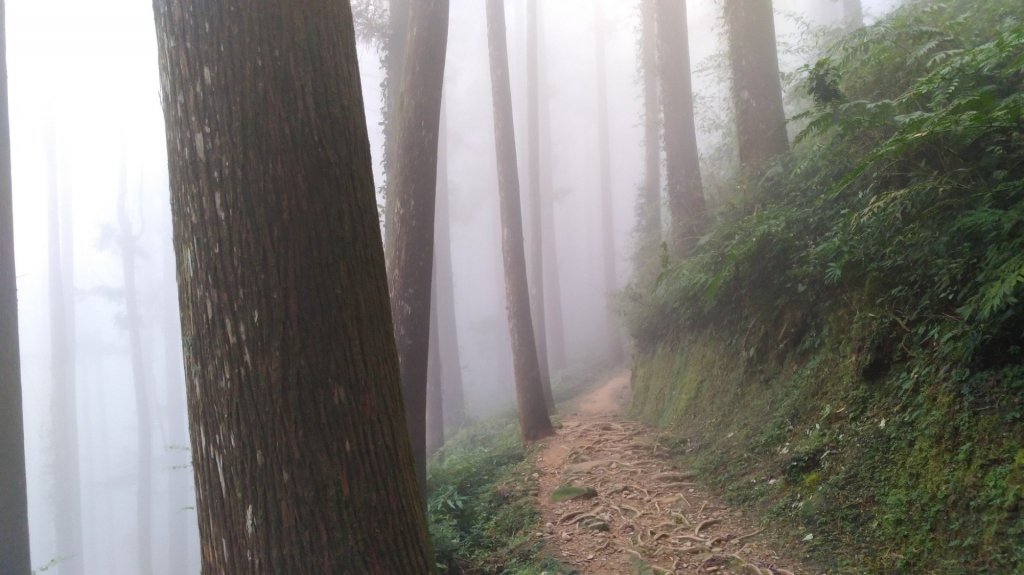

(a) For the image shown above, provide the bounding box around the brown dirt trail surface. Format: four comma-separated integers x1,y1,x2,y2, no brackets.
535,371,812,574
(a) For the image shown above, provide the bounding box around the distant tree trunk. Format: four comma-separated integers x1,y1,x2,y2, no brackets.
116,169,153,575
383,0,410,255
656,0,705,255
485,0,555,442
526,0,555,410
425,284,444,457
0,3,32,569
152,2,434,572
843,0,864,29
435,101,466,430
724,0,789,173
385,0,449,498
640,0,662,247
46,127,84,575
595,1,624,364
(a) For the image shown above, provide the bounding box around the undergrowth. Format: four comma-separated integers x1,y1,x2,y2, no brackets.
626,1,1024,573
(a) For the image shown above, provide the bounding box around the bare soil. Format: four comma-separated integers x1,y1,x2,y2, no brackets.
534,371,813,574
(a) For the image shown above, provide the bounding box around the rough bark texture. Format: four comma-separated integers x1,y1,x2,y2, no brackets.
724,0,789,173
435,102,466,430
117,170,153,575
383,0,410,255
656,0,706,255
640,0,662,246
46,127,84,575
386,0,449,498
526,0,555,410
0,2,32,569
485,0,555,443
843,0,864,29
595,1,624,364
425,283,444,457
152,2,434,572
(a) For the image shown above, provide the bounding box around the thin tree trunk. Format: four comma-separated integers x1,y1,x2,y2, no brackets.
724,0,789,173
152,1,434,572
425,283,444,457
595,1,624,364
640,0,662,248
0,2,32,569
46,127,84,575
435,101,465,431
485,0,554,443
843,0,864,29
117,169,152,575
656,0,705,255
386,0,450,499
526,0,554,410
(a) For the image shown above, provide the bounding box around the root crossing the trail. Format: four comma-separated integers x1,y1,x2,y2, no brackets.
535,372,809,574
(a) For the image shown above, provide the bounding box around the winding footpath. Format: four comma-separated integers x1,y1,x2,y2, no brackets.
535,371,813,575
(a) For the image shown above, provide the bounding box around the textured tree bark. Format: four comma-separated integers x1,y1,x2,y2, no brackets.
526,0,555,410
595,1,624,364
640,0,662,247
843,0,864,30
46,127,84,575
435,101,466,431
162,253,192,575
724,0,789,173
117,168,153,575
152,1,434,572
386,0,450,498
485,0,555,442
0,2,32,570
656,0,706,256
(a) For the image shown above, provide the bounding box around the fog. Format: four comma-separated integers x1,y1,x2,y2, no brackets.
6,0,899,572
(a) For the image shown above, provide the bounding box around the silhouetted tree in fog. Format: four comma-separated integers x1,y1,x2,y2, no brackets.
724,0,789,172
386,0,450,498
0,3,32,570
526,0,555,409
152,1,433,571
426,285,444,456
639,0,662,253
485,0,554,442
656,0,705,255
384,0,410,253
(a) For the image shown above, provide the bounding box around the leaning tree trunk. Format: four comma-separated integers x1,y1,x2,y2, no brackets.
526,0,555,410
724,0,789,173
151,1,434,572
485,0,554,442
386,0,450,499
117,169,153,575
639,0,662,251
0,2,32,569
595,1,624,364
656,0,706,255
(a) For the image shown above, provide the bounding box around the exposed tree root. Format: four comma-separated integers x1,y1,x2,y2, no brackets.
695,518,722,537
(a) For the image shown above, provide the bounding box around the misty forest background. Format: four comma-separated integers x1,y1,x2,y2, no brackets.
2,0,1023,573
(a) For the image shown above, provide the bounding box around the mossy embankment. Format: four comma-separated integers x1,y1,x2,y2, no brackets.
626,1,1024,572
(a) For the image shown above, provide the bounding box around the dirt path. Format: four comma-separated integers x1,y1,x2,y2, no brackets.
535,371,810,575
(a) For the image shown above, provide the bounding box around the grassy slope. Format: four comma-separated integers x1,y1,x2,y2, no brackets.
627,1,1024,572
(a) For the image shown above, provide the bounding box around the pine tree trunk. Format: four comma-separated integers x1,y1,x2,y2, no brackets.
0,3,32,569
724,0,789,173
46,127,84,575
640,0,662,248
162,255,191,575
117,169,153,575
152,2,434,572
485,0,555,443
526,0,554,410
656,0,706,255
425,284,444,457
383,0,410,256
595,1,624,364
435,101,466,431
385,0,450,498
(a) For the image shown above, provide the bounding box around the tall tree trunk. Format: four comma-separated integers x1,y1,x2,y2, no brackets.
526,0,554,410
656,0,705,255
435,101,465,431
162,255,191,575
46,127,84,575
383,0,410,255
117,170,152,575
484,0,555,443
0,3,32,569
152,2,434,572
425,284,444,457
640,0,662,249
385,0,449,499
595,1,623,364
843,0,864,30
724,0,789,173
